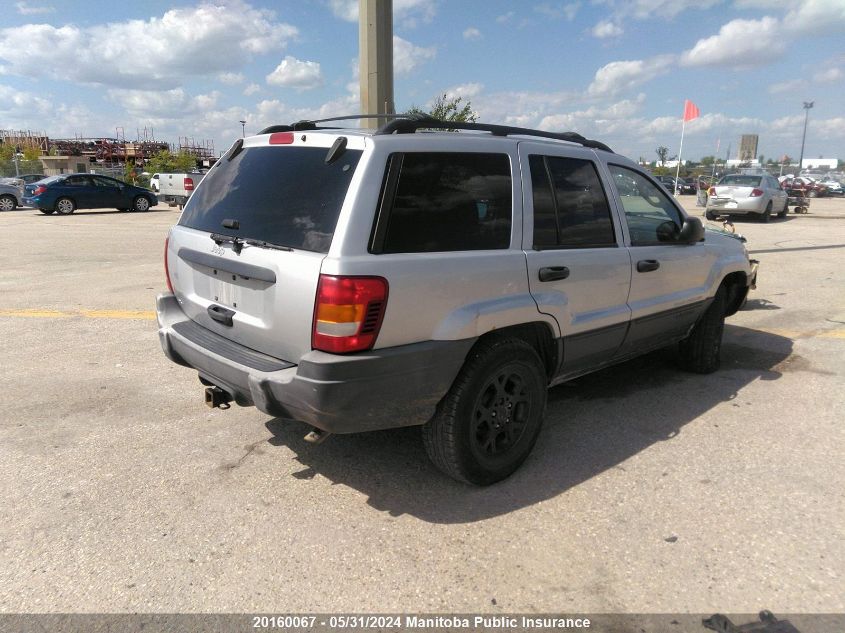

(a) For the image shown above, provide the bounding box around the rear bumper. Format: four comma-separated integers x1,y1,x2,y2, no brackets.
706,198,767,214
156,293,474,433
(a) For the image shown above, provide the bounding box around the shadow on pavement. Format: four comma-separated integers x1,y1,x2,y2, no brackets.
264,325,793,524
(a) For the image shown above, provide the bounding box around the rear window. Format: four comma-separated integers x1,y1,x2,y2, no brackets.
179,145,362,253
719,175,762,186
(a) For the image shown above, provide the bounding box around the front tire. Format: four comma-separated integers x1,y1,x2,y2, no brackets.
678,286,726,374
422,338,547,486
132,196,151,212
55,197,76,215
0,195,16,212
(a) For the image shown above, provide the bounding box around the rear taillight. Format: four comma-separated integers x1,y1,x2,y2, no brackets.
164,235,174,293
312,275,388,353
183,177,194,191
708,187,716,196
750,188,764,197
33,185,47,196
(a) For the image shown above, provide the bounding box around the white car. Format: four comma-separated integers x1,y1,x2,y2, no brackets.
706,173,789,222
149,173,160,192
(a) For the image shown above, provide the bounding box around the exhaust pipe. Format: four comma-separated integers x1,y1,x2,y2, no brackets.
204,386,232,410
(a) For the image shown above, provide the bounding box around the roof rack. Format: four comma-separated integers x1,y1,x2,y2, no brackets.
258,113,431,135
376,117,613,152
257,114,613,153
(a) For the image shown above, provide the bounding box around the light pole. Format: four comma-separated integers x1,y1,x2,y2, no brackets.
796,101,813,176
239,120,246,137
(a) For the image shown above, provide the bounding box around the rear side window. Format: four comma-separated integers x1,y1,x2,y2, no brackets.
180,145,362,253
529,155,615,249
372,152,512,253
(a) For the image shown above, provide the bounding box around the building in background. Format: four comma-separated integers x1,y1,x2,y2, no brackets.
738,134,759,162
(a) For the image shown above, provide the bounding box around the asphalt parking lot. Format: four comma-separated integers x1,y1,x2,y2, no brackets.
0,197,843,615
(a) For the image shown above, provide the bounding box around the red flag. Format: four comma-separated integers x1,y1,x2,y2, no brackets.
683,99,700,122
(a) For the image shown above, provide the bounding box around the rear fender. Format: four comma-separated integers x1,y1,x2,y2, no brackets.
432,294,560,340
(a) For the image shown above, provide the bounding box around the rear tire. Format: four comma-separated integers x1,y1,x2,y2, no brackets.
678,286,726,374
0,195,16,211
422,338,547,486
777,199,789,218
705,209,716,221
759,202,772,223
132,196,151,212
39,208,55,215
55,197,75,215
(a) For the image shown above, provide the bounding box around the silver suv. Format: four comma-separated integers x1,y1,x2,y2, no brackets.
157,115,758,485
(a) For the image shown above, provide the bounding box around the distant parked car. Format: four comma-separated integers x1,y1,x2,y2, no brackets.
0,181,24,211
816,177,843,196
23,173,157,215
779,176,828,198
655,175,680,194
707,173,789,222
150,173,160,192
679,178,697,195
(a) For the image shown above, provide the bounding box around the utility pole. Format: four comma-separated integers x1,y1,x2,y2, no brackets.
359,0,394,126
797,101,813,176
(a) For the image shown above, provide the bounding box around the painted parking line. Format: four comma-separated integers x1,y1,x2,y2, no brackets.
1,309,844,340
0,308,156,320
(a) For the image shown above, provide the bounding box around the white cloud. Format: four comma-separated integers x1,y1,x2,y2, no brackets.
588,56,674,97
813,67,843,83
329,0,437,25
393,36,436,75
107,88,220,119
0,1,298,89
496,11,515,23
0,84,52,122
596,0,721,19
218,72,244,85
680,17,784,69
592,20,623,38
768,79,803,94
15,1,53,14
463,27,482,40
266,56,324,90
243,83,261,96
445,83,484,100
783,0,845,36
534,2,581,21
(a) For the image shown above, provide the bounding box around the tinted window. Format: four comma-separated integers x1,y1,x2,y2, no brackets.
64,176,91,187
92,176,120,188
529,155,615,249
608,164,683,245
377,152,512,253
180,146,362,253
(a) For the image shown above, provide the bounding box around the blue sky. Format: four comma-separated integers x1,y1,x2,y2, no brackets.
2,0,844,163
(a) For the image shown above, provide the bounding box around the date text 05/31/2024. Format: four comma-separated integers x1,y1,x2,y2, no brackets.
252,615,592,629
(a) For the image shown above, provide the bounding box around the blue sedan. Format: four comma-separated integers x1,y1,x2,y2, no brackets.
24,173,158,215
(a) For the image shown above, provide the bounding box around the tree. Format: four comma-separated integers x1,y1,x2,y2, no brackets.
144,149,197,174
700,155,715,166
0,144,13,161
407,93,478,123
656,146,670,167
22,147,41,161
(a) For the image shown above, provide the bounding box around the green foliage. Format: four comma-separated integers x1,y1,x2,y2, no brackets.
0,144,13,161
144,149,197,175
407,93,478,123
22,147,41,161
700,156,715,166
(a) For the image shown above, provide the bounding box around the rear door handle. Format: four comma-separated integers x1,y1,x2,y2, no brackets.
538,266,570,282
636,259,660,273
207,304,235,327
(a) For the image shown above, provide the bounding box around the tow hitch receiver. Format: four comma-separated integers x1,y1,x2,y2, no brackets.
204,386,232,409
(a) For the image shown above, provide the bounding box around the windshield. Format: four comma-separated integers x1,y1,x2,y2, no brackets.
179,145,362,253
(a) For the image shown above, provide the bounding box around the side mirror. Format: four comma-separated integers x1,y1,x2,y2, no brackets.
678,216,705,244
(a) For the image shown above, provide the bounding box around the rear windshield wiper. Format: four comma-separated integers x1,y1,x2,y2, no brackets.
210,233,292,254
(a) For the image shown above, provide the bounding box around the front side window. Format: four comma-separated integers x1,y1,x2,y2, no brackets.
374,152,512,253
529,155,615,249
607,164,683,246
